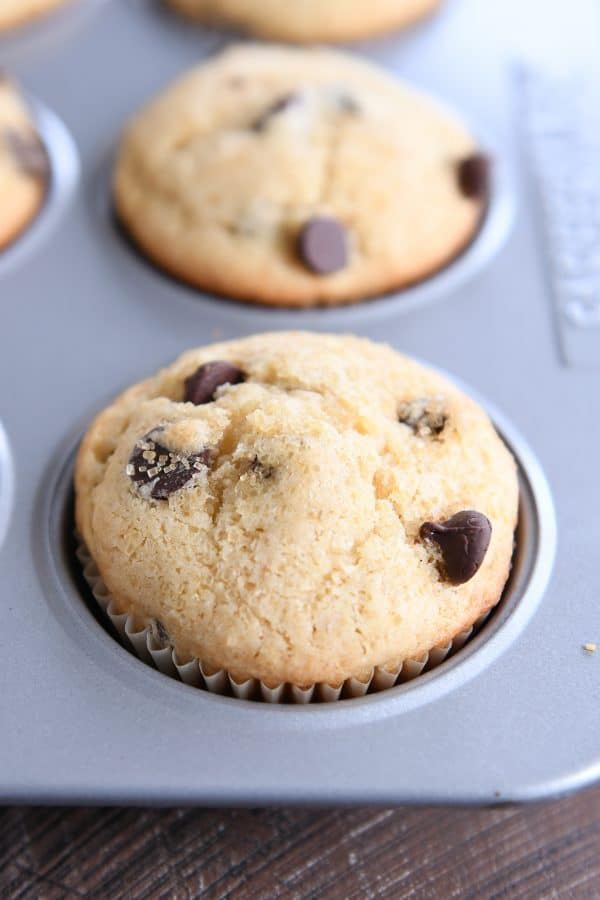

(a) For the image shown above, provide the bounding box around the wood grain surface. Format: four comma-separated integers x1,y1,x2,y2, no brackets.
1,788,599,899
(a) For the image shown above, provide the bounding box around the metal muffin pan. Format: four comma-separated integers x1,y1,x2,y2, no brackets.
1,0,599,804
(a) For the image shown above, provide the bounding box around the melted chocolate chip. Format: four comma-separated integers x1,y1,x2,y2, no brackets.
3,128,49,179
297,216,348,275
127,430,213,500
420,510,492,585
184,361,245,405
252,92,302,131
457,153,490,200
398,399,447,438
247,456,275,480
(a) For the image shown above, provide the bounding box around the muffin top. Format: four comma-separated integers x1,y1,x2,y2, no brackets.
114,44,487,308
0,76,49,250
167,0,442,43
75,333,518,687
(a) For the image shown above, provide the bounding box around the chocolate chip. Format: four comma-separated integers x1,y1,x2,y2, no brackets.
457,153,490,200
3,128,49,179
420,511,492,585
247,456,275,480
183,361,245,405
398,399,447,438
149,462,208,500
251,92,302,131
150,619,171,648
127,430,214,500
297,216,348,275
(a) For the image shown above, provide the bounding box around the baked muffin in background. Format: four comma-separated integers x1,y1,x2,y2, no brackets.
167,0,443,43
113,44,489,309
0,0,71,31
75,332,518,691
0,75,49,250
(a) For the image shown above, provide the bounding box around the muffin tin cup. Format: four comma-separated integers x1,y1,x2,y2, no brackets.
75,538,494,705
0,95,79,276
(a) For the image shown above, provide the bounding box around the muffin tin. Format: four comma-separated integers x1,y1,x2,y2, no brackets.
1,0,598,804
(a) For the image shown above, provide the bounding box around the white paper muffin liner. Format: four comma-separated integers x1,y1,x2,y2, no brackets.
76,539,492,704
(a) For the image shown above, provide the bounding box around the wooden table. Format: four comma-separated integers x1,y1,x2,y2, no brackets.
1,787,599,898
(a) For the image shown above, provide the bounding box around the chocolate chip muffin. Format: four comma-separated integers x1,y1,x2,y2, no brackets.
166,0,442,43
0,76,49,250
113,45,489,308
0,0,70,31
75,333,518,690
